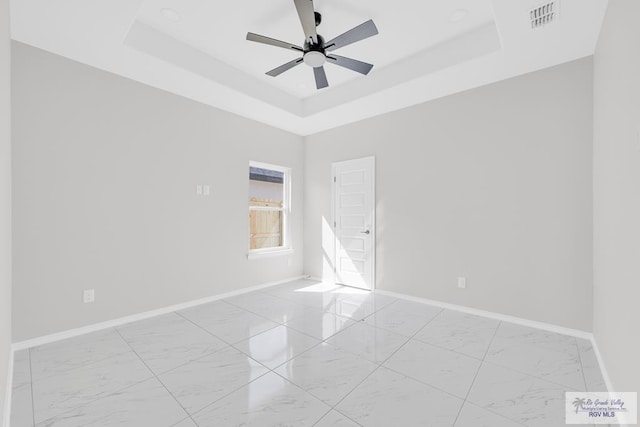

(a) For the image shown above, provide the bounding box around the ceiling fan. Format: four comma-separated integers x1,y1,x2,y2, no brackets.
246,0,379,90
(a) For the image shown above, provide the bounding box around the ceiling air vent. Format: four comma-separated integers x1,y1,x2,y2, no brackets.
530,1,558,29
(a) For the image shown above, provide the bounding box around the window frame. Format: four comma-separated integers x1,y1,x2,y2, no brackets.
247,161,292,258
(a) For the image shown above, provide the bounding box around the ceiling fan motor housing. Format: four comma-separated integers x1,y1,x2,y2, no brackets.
246,0,379,89
304,34,325,52
303,34,326,68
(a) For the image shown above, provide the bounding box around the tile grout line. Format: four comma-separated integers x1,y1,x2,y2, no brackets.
480,357,589,393
225,286,387,330
168,294,337,423
189,357,331,425
311,407,364,427
28,348,36,427
184,368,275,423
32,363,166,426
268,293,404,426
171,309,329,375
24,283,363,426
289,314,359,343
30,332,184,425
25,289,308,426
325,305,446,415
116,315,242,378
116,287,326,424
371,304,444,361
223,292,321,325
171,416,198,427
405,310,502,361
172,296,363,422
266,365,364,427
448,323,589,394
327,317,440,367
208,289,365,344
171,307,326,377
28,330,133,382
574,336,590,392
25,284,595,427
310,408,338,427
409,334,487,362
230,333,326,373
173,309,281,348
370,313,503,404
348,308,492,404
112,328,192,422
451,320,504,426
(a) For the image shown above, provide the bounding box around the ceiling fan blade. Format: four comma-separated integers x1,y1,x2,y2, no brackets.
246,32,304,52
266,58,304,77
326,54,374,75
294,0,318,44
325,19,378,52
313,66,329,89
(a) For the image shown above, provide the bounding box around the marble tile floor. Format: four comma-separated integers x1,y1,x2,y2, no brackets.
10,279,608,427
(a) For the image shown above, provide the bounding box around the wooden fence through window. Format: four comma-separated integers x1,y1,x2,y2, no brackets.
249,198,283,249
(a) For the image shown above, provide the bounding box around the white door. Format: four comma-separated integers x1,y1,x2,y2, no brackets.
333,157,375,290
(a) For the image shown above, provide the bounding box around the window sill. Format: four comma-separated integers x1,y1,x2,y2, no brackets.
247,248,293,260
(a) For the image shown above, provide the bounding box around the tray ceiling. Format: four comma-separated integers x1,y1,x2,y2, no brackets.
10,0,608,135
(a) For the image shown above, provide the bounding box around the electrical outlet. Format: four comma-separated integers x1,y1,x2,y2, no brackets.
196,185,203,195
83,289,95,303
203,185,210,196
457,277,467,289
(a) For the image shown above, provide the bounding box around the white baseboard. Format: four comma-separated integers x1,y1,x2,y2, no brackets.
373,289,620,396
375,289,593,340
2,349,13,427
12,275,307,351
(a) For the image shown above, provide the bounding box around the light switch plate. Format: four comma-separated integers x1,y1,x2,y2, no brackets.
203,185,210,196
196,185,203,195
457,277,467,289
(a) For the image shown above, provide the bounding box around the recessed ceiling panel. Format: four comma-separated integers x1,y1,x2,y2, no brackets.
10,0,609,135
136,0,495,97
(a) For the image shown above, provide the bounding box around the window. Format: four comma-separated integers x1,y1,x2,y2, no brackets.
248,162,291,254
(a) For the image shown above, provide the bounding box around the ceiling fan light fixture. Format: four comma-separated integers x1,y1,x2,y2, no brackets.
303,51,326,68
246,0,378,89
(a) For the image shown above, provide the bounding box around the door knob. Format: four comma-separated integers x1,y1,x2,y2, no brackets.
360,230,370,235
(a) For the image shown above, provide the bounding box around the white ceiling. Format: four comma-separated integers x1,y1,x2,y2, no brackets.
10,0,608,135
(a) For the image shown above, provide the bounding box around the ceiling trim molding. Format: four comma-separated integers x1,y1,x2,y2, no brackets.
124,20,303,115
125,20,501,120
303,22,502,116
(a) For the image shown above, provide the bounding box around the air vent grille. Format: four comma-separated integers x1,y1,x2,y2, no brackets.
530,1,557,29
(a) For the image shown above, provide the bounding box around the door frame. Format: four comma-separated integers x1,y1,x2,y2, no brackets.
331,156,376,290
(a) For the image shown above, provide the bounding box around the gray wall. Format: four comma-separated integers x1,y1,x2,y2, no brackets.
305,58,594,331
11,42,304,342
593,0,640,392
0,0,11,421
